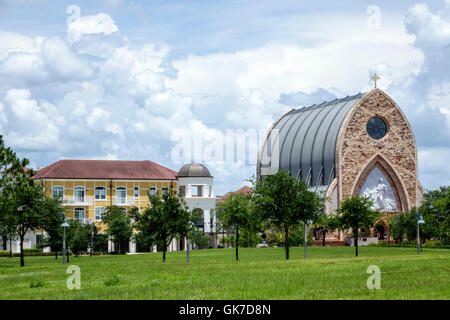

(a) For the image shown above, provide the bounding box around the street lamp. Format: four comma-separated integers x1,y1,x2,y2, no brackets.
87,218,93,257
61,214,69,265
304,219,312,259
416,210,425,255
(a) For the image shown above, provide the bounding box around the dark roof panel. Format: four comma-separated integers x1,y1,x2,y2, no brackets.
177,163,212,178
258,92,365,187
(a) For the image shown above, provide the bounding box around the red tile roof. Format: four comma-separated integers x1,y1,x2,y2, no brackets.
32,160,178,180
216,185,253,203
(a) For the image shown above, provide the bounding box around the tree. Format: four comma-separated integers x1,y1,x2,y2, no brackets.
1,165,49,267
423,186,449,244
102,206,133,254
252,170,323,260
216,192,258,261
313,212,339,247
85,221,98,257
336,196,381,257
66,219,90,256
133,185,192,262
387,213,409,245
0,134,27,259
188,228,210,249
39,196,65,259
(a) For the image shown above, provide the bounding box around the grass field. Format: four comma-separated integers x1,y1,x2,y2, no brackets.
0,247,448,300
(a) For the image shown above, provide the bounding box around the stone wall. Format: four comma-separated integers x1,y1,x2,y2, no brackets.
336,89,418,212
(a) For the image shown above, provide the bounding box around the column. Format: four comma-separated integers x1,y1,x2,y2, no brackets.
129,240,136,254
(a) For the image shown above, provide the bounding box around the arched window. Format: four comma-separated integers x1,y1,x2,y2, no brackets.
95,207,106,221
95,186,106,200
359,167,398,211
74,186,85,203
52,186,64,198
149,187,156,197
116,187,126,204
74,207,85,223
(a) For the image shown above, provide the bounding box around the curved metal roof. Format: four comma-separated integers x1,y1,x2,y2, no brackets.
177,163,212,178
258,92,365,187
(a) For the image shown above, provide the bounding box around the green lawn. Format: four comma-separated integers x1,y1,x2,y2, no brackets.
0,247,448,299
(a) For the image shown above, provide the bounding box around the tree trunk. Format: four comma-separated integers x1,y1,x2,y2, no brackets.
55,250,58,259
235,227,239,261
285,225,289,260
354,228,358,257
322,229,326,247
9,238,12,258
2,235,6,250
163,249,166,263
20,235,24,267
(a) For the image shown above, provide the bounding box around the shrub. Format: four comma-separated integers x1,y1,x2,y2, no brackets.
24,248,42,253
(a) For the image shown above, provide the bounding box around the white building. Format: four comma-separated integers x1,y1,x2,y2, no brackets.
177,163,217,248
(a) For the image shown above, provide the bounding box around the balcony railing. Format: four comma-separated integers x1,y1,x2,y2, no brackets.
113,197,135,206
63,197,93,206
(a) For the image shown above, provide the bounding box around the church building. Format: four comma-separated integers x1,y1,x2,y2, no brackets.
257,88,423,241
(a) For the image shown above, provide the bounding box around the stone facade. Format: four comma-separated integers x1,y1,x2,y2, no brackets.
336,89,418,212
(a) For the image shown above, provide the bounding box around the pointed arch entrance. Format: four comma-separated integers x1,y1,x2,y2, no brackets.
352,155,409,213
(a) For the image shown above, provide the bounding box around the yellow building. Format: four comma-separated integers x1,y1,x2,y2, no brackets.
33,159,178,231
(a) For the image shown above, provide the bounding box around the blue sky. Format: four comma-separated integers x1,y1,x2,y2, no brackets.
0,0,449,195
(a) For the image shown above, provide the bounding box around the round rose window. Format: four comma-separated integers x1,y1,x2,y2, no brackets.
366,117,387,140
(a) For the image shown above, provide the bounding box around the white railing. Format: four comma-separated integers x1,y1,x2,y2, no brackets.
113,197,136,206
63,197,93,206
114,197,127,205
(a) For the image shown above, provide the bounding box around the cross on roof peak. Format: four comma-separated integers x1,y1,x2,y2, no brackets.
371,73,380,89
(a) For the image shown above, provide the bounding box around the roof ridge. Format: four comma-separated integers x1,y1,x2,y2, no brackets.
292,92,365,113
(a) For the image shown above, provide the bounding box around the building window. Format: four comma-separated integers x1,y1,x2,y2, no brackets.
162,187,169,196
191,185,203,197
95,186,106,200
179,186,185,197
74,186,85,203
366,117,388,140
52,186,64,198
116,187,126,204
95,207,106,221
74,207,85,223
134,186,140,198
149,187,156,197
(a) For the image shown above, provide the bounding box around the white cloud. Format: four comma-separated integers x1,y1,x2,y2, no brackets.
405,2,450,46
0,3,448,194
2,89,61,150
66,5,118,44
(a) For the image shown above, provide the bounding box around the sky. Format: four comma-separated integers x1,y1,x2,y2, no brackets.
0,0,449,195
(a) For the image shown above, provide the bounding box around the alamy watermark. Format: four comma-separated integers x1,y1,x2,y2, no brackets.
67,265,81,290
171,128,280,173
366,5,381,30
366,265,381,290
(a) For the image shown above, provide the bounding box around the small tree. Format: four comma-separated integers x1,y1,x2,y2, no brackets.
313,212,339,247
102,206,133,254
66,219,91,256
0,135,36,264
337,196,381,257
253,170,322,260
134,185,192,262
216,192,258,261
40,196,65,259
1,165,48,266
